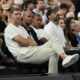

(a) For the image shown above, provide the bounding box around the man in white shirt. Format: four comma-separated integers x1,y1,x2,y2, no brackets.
4,7,79,74
30,14,50,44
44,7,66,47
33,0,44,16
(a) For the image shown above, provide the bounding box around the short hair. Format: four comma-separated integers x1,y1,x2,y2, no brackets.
23,11,33,17
60,3,68,10
9,5,21,14
24,0,35,7
46,6,59,18
36,0,43,4
33,13,41,18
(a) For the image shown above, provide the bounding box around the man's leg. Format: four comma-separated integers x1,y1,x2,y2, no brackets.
48,54,59,73
17,47,59,73
41,37,79,68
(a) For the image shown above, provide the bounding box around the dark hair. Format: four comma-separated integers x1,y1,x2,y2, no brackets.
46,6,59,19
33,13,41,18
36,0,43,4
25,0,35,6
65,17,75,32
60,3,68,10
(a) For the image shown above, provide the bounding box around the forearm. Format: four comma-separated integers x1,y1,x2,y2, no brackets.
13,35,37,47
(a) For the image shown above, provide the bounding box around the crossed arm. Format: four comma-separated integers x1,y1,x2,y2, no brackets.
13,35,37,47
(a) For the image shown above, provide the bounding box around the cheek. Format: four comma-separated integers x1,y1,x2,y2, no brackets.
12,16,15,20
25,18,29,22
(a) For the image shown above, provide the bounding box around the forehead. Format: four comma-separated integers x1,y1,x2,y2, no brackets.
59,18,64,21
12,10,21,14
23,11,33,17
34,15,42,20
37,0,44,3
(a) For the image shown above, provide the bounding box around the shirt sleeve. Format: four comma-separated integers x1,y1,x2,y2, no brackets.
5,27,19,40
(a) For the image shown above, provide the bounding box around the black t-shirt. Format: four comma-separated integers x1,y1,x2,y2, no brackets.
0,21,6,33
67,33,78,47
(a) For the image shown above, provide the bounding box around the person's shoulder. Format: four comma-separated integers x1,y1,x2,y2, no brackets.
44,23,49,29
19,25,26,30
5,23,17,32
7,23,15,28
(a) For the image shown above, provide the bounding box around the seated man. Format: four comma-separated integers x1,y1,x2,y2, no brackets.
4,6,79,74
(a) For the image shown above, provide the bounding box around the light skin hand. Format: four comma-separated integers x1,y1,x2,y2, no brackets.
13,35,37,47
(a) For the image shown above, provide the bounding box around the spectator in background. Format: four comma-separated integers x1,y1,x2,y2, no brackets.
59,3,68,18
71,0,80,19
44,7,67,47
65,17,78,47
22,12,42,46
48,0,59,9
24,0,35,12
58,18,72,48
0,0,6,5
2,4,11,24
66,3,75,18
76,21,80,47
6,0,14,6
33,0,48,25
58,18,65,31
77,12,80,22
33,0,44,16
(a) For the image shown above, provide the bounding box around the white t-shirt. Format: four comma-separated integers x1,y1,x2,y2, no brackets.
44,21,66,47
30,25,50,40
4,23,37,57
44,21,58,38
56,26,67,47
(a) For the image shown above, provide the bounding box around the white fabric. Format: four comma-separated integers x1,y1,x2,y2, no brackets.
44,21,66,47
42,14,48,25
30,25,50,40
4,23,36,57
44,22,58,38
14,0,23,4
78,12,80,18
4,23,65,73
56,26,67,47
33,9,43,16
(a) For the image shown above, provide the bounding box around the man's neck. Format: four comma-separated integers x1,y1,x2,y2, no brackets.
11,21,19,27
23,22,30,29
